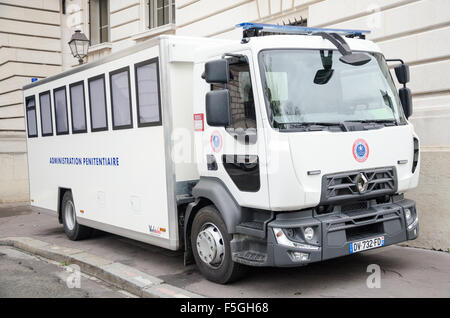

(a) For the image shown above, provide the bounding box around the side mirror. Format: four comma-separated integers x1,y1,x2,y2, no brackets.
206,89,231,126
399,87,413,118
394,64,410,84
203,59,230,84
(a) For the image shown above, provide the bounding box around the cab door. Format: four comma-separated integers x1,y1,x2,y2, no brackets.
202,51,269,209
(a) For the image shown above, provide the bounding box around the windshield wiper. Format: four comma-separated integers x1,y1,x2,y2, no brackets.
345,119,398,126
306,122,349,131
276,122,348,131
275,120,398,132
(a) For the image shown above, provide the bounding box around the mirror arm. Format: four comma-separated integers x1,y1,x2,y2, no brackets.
222,53,248,64
386,58,405,64
315,32,352,56
386,58,407,88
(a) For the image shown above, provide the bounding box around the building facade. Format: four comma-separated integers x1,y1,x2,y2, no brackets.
0,0,449,250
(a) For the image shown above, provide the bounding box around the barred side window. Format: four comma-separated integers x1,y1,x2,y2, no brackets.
54,86,69,135
70,82,87,133
110,67,133,129
88,75,108,132
26,96,38,138
135,59,161,127
39,91,53,136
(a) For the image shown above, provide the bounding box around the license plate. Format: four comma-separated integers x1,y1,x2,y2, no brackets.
349,236,385,254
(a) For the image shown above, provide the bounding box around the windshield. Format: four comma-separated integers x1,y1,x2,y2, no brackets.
259,49,405,128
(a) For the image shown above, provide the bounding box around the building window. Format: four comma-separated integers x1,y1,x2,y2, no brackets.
135,59,161,127
25,96,38,138
148,0,175,29
53,86,69,135
69,81,87,133
90,0,109,45
88,74,108,132
39,91,53,137
110,67,133,130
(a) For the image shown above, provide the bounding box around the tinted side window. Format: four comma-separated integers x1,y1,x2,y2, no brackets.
135,59,161,126
39,92,53,136
88,75,108,132
69,81,87,133
25,96,37,138
110,67,132,129
213,62,256,130
53,87,69,135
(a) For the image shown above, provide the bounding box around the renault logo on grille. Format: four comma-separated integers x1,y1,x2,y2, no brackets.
357,173,369,193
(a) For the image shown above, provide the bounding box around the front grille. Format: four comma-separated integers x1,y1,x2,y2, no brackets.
321,167,397,204
346,222,384,241
341,201,368,213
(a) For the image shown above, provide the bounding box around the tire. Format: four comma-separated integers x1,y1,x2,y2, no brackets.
61,191,92,241
191,205,246,284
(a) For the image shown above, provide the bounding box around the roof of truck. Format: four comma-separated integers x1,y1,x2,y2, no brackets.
23,33,381,91
245,34,381,53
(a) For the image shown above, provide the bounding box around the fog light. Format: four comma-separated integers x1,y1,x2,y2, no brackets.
304,227,314,241
405,208,412,221
407,215,419,230
290,251,309,262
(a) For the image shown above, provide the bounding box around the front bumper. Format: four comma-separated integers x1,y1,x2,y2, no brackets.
231,198,419,267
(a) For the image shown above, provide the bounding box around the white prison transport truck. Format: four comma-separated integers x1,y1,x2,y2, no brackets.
23,23,420,284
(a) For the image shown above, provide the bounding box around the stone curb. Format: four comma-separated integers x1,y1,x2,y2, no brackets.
0,236,204,298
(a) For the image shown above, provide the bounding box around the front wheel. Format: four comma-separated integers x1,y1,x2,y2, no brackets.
191,205,246,284
61,191,92,241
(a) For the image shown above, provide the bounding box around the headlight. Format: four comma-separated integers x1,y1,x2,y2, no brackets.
405,208,412,221
404,207,418,230
273,228,319,250
407,214,419,230
284,228,294,239
304,227,314,241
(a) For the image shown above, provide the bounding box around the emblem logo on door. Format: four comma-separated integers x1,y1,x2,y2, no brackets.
210,130,223,153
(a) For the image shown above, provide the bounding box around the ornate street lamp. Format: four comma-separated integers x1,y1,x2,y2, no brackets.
68,30,90,65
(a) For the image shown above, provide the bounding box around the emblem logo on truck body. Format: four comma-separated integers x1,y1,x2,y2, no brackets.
353,139,369,162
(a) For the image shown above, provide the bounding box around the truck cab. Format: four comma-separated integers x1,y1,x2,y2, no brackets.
185,23,420,283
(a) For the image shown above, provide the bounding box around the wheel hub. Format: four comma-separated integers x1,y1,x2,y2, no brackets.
64,201,76,231
196,224,224,267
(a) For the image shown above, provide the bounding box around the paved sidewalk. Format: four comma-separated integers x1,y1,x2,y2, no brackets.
1,203,449,297
0,237,200,298
0,245,131,298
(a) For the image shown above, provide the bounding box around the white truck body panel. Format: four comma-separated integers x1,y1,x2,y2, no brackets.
23,36,231,250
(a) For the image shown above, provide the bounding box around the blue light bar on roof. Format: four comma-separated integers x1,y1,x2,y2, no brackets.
236,22,370,36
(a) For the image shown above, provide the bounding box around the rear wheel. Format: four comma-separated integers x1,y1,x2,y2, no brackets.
191,205,246,284
61,191,92,241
